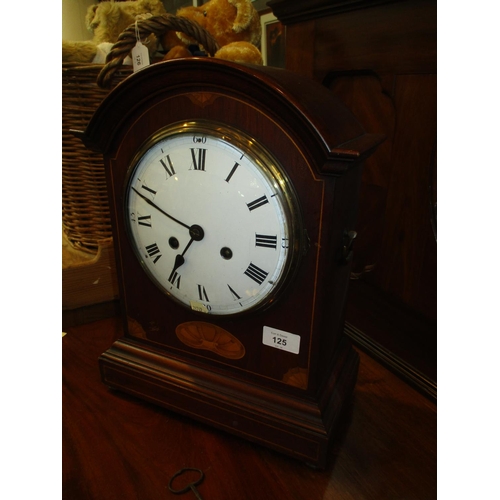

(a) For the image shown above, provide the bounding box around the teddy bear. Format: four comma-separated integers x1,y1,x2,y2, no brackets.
62,0,166,64
161,0,263,65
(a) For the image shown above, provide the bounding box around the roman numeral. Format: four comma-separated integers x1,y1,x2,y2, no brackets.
159,155,175,178
255,234,277,249
247,195,269,211
227,284,241,300
138,215,151,227
225,162,239,182
168,270,181,289
197,284,209,302
190,148,207,171
145,243,162,263
141,185,157,196
244,262,269,285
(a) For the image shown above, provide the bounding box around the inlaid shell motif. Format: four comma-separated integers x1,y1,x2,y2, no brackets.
175,321,246,360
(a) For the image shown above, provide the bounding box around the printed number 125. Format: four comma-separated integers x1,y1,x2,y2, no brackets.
273,336,287,346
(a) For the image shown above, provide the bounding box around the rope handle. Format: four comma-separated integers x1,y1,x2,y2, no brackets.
97,14,220,89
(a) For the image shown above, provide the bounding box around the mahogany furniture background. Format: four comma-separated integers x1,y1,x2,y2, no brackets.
62,317,437,499
268,0,437,398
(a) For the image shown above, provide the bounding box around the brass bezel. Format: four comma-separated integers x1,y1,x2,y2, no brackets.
124,120,304,317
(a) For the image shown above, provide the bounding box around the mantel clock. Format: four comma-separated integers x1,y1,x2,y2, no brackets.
81,58,382,468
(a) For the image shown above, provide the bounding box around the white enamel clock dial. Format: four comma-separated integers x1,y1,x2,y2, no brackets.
125,122,301,316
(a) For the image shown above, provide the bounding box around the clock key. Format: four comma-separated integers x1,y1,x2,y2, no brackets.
168,468,205,500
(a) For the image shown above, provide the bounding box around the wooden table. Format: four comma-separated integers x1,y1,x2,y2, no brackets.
62,317,436,499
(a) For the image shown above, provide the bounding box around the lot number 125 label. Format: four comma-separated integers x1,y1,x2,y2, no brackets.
262,326,301,354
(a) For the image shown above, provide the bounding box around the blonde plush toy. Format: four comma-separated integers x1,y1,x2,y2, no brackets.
162,0,263,65
62,0,166,63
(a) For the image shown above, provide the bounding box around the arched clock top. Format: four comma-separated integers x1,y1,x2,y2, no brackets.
80,58,383,175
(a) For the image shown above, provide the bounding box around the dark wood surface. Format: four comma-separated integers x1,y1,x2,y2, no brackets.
62,317,436,499
271,0,437,389
345,279,436,401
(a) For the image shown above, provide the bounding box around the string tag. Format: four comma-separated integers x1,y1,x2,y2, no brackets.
131,21,150,72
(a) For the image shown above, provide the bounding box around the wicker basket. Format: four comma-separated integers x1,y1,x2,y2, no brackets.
61,14,220,254
62,63,133,254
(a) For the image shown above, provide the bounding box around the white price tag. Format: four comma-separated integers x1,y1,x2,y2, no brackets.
262,326,300,354
131,41,150,72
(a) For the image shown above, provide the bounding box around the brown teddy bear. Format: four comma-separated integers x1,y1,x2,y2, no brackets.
162,0,263,65
62,0,166,63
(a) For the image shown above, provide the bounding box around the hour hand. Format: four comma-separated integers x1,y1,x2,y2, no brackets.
131,187,191,230
169,225,205,276
168,253,184,286
170,253,185,274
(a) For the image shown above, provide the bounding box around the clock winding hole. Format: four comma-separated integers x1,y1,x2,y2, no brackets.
220,247,233,260
169,237,180,249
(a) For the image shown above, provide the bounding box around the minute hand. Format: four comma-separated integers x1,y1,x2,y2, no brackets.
131,187,191,230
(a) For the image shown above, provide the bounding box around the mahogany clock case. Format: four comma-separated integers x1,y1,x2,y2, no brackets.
81,58,382,468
